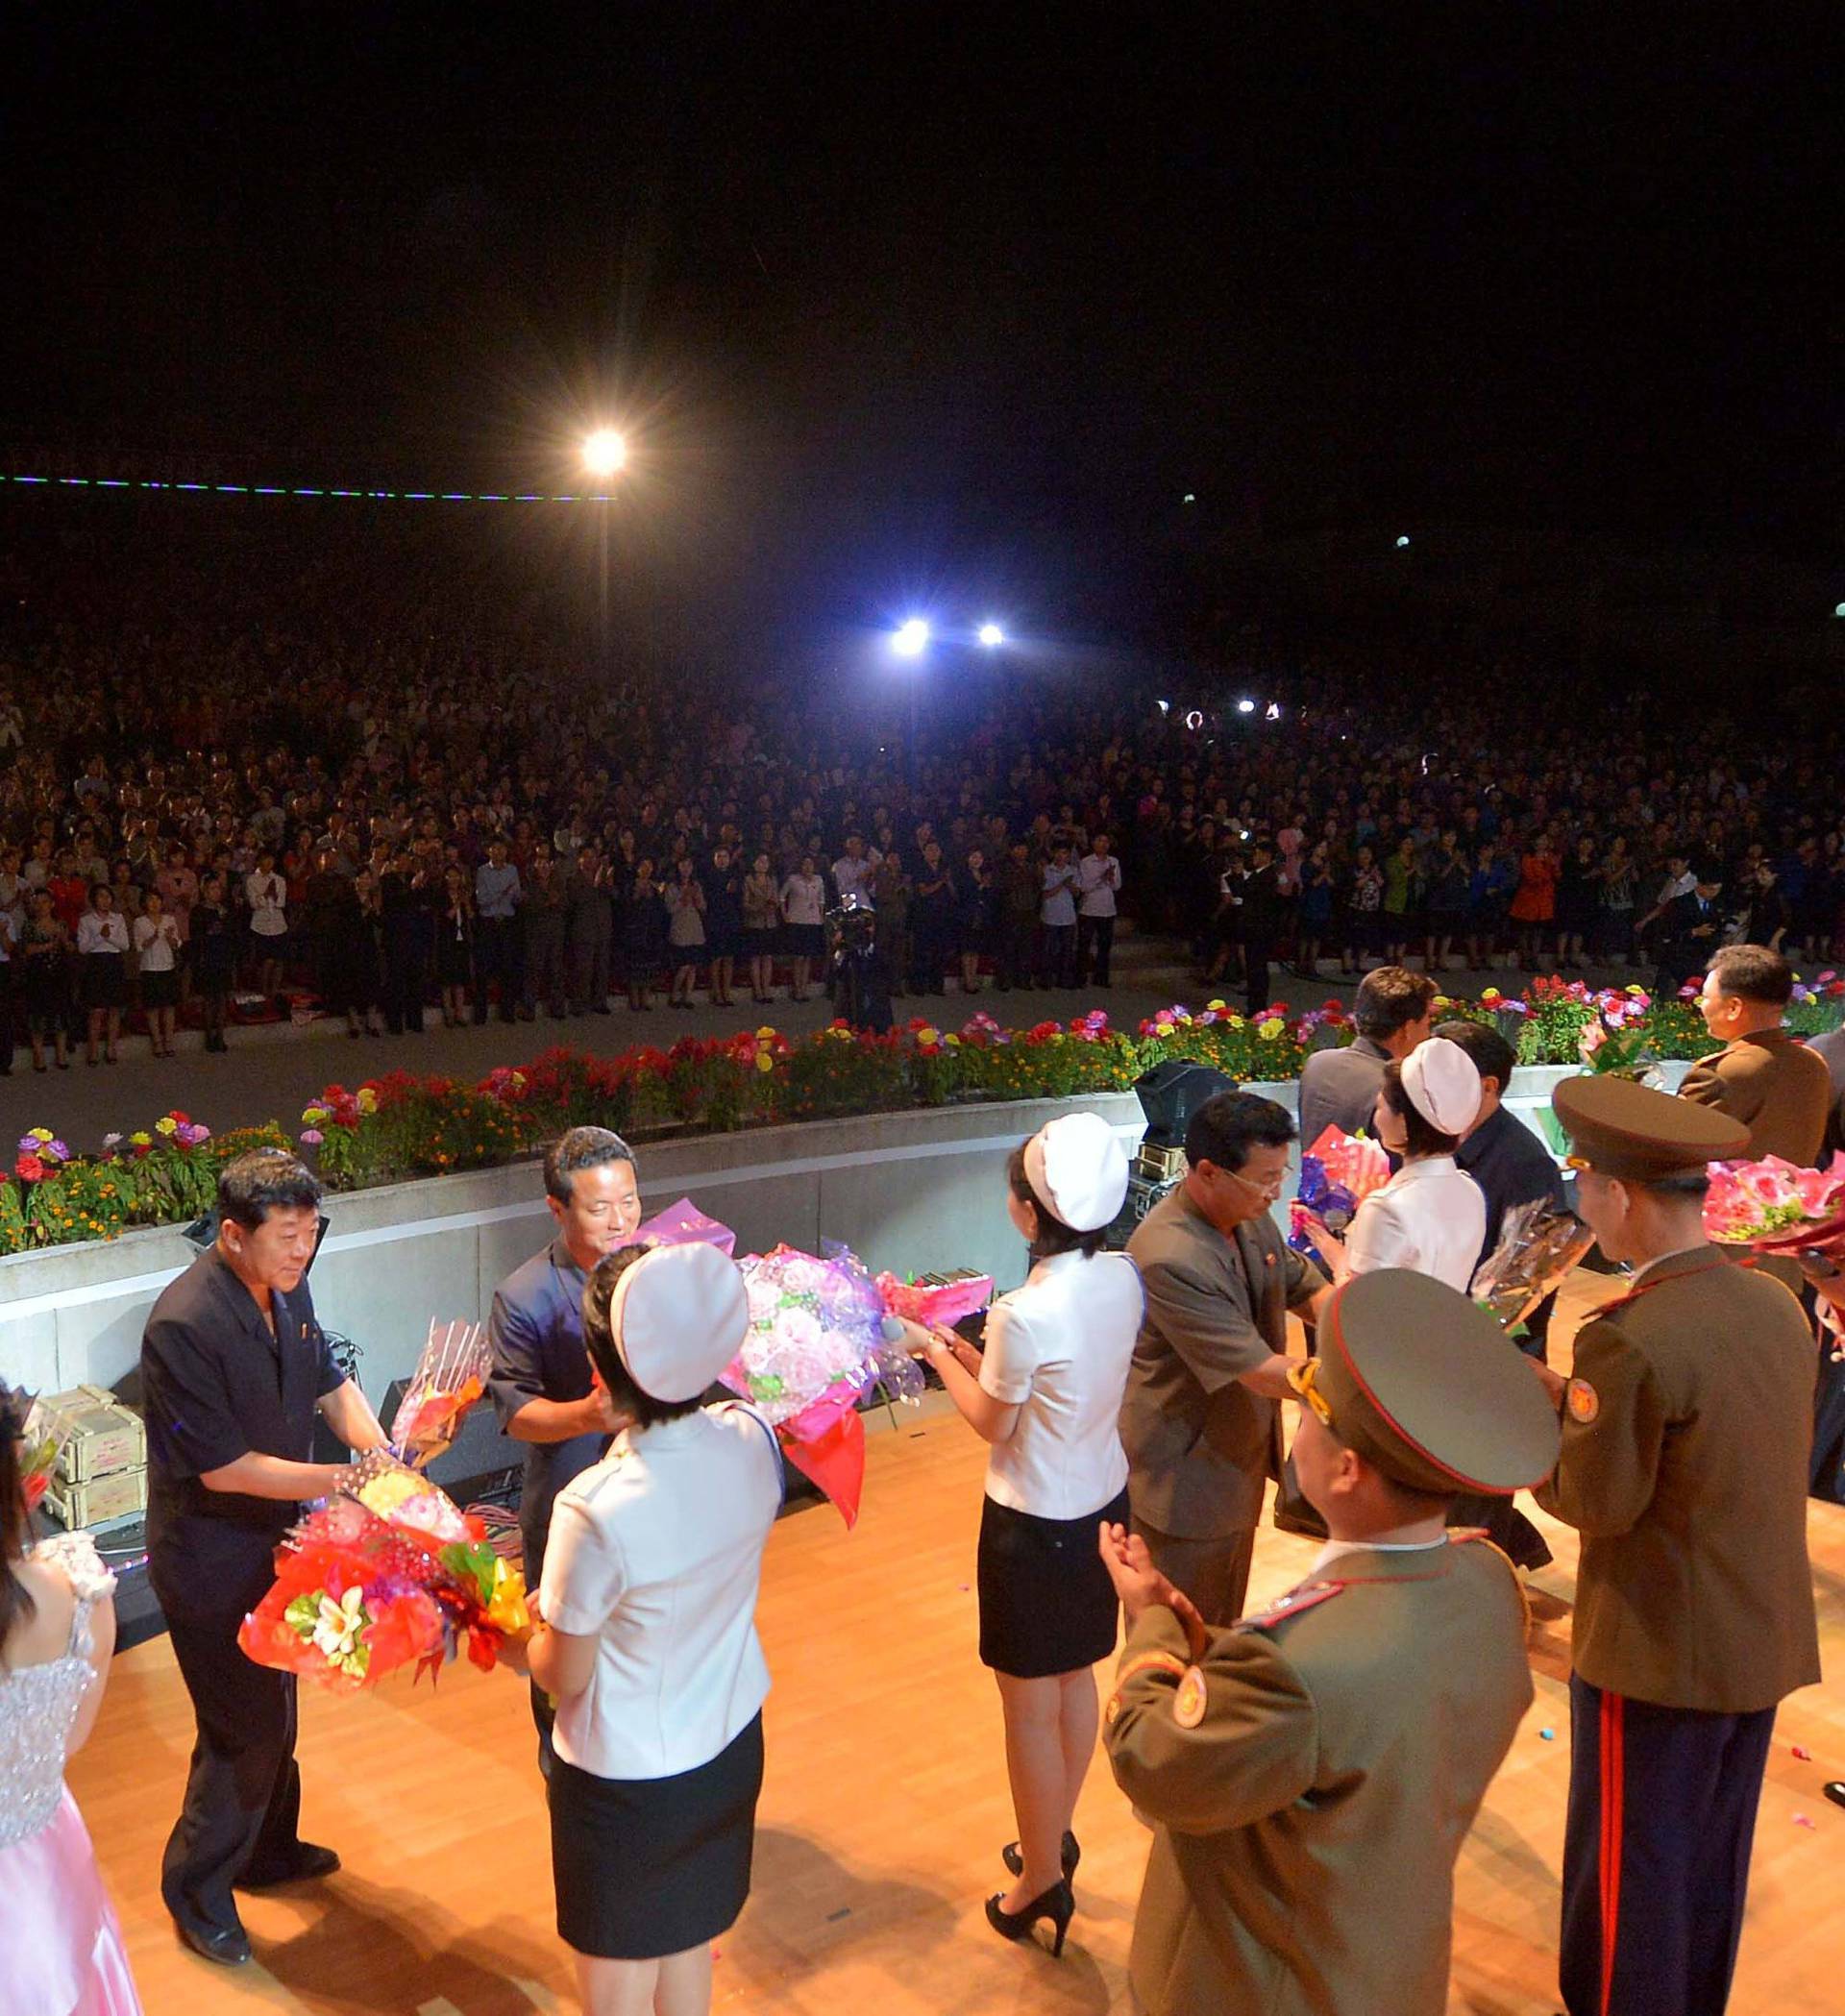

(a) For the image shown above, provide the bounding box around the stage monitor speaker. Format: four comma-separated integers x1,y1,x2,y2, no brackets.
1133,1060,1236,1147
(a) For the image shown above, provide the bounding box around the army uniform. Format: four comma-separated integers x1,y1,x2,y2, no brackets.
1105,1269,1561,2016
1538,1075,1822,2016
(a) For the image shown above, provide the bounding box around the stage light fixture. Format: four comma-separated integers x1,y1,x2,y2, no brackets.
1395,533,1412,548
1237,698,1256,715
977,623,1004,648
893,618,929,657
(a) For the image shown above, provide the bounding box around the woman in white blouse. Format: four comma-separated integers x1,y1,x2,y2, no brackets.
777,854,826,1002
244,850,288,1005
903,1112,1140,1960
1304,1036,1487,1291
76,885,131,1066
519,1242,780,2016
133,889,183,1059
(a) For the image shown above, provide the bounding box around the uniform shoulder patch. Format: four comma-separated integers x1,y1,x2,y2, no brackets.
1566,1376,1600,1424
1234,1581,1345,1633
1172,1666,1209,1729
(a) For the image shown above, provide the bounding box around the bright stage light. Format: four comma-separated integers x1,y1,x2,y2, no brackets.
581,430,627,479
1395,533,1412,548
1237,698,1257,715
893,618,929,657
977,623,1005,648
1266,702,1282,721
1835,602,1845,618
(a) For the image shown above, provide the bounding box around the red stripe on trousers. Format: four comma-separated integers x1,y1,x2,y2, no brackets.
1600,1690,1625,2016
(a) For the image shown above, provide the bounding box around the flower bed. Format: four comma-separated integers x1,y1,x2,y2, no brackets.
6,973,1842,1258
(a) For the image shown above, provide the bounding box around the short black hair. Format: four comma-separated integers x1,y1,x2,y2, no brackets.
544,1125,636,1205
1184,1091,1296,1173
1006,1142,1107,1260
1353,967,1438,1043
1708,943,1794,1006
1380,1060,1463,1158
1435,1019,1515,1094
580,1245,704,1429
217,1148,322,1229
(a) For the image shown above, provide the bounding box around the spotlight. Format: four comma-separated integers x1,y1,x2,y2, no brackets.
1265,702,1282,721
1237,698,1256,716
893,618,929,657
582,430,627,479
1184,709,1204,731
1395,533,1412,548
977,623,1005,648
1835,602,1845,618
1157,699,1170,715
1182,492,1196,504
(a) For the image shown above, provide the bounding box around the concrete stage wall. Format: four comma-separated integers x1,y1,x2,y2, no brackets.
0,1063,1679,1404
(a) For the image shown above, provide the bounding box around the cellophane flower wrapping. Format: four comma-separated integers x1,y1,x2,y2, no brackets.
390,1317,490,1468
723,1243,932,1435
1289,1126,1391,1255
1704,1152,1845,1254
237,1449,530,1691
18,1401,63,1515
635,1196,738,1257
1470,1198,1596,1332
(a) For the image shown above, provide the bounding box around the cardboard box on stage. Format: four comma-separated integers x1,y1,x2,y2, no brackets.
45,1464,149,1531
32,1385,147,1484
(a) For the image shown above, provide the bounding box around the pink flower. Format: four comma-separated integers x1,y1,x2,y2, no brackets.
299,1128,325,1147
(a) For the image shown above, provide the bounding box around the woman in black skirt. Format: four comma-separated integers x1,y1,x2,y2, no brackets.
76,883,130,1065
515,1241,780,2016
899,1111,1141,1960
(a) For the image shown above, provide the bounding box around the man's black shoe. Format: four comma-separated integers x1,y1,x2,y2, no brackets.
177,1921,252,1967
240,1843,341,1889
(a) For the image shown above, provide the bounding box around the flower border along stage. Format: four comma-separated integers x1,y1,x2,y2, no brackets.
5,973,1843,1258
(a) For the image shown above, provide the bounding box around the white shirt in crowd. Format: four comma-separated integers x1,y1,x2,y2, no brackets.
832,852,879,909
540,1402,781,1782
76,911,130,956
779,873,825,926
978,1247,1144,1520
1342,1155,1487,1293
133,913,181,971
1041,861,1079,927
1076,850,1122,918
246,871,287,936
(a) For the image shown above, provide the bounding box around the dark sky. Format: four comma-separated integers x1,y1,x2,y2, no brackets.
1,7,1836,636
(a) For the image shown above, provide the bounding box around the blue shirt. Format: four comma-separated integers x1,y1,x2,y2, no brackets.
486,1236,607,1579
475,861,524,920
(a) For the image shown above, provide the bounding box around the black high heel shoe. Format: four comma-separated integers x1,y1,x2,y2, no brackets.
984,1879,1073,1957
1002,1831,1079,1881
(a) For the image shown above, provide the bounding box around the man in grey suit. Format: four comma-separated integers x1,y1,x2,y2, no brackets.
1297,966,1437,1148
1121,1092,1332,1625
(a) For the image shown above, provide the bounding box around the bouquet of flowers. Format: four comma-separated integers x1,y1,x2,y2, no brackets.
1704,1153,1845,1256
390,1318,490,1468
1289,1125,1391,1255
722,1243,968,1526
1470,1198,1596,1332
1576,987,1657,1077
238,1450,529,1691
635,1196,738,1257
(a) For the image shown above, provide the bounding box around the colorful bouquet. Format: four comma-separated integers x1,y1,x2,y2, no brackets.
635,1196,739,1257
1289,1125,1391,1255
389,1318,490,1468
1470,1198,1596,1332
1577,987,1657,1077
238,1450,529,1691
722,1243,970,1526
1704,1153,1845,1256
12,1389,62,1514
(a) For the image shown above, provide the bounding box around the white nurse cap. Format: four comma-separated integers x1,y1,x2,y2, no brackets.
608,1242,750,1403
1022,1111,1130,1234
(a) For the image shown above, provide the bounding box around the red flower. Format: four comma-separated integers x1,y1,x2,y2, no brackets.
14,1154,45,1184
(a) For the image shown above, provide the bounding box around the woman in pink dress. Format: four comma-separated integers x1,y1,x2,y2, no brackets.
0,1391,142,2016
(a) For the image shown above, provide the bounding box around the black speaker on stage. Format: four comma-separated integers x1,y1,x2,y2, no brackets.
1133,1060,1237,1146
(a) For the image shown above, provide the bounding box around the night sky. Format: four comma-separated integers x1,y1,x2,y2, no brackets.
1,8,1835,641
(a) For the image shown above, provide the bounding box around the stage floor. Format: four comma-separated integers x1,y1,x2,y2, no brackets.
68,1281,1845,2013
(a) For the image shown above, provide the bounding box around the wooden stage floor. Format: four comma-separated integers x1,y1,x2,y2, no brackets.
70,1281,1845,2014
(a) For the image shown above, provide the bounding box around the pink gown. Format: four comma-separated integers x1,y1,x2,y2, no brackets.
0,1533,142,2016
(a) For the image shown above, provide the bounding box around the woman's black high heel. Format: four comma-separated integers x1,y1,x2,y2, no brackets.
1001,1831,1079,1881
985,1879,1074,1957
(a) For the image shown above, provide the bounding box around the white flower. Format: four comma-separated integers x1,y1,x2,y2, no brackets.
310,1586,368,1662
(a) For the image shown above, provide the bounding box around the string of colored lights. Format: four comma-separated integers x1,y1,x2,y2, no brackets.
0,473,619,504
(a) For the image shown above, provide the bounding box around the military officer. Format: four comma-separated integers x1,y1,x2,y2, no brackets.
1535,1073,1821,2016
1101,1268,1560,2016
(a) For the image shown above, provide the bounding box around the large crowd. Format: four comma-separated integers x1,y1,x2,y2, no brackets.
3,529,1845,1073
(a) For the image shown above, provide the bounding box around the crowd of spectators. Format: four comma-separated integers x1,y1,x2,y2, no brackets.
1,526,1843,1071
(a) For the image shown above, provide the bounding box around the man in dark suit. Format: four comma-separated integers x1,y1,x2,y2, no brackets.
1799,1023,1845,1161
1652,867,1724,1001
